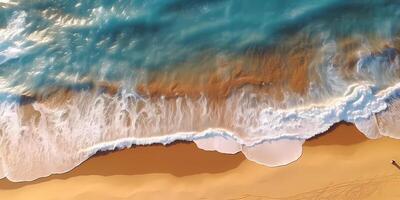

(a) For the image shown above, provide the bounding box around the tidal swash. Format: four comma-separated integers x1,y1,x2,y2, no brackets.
1,0,400,181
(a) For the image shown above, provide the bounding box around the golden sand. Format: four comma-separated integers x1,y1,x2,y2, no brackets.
0,122,400,199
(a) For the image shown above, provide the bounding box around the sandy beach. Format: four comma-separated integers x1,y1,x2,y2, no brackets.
1,122,400,200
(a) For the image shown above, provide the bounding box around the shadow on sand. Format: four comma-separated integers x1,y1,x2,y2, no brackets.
392,160,400,170
0,122,372,190
0,142,245,190
305,122,367,146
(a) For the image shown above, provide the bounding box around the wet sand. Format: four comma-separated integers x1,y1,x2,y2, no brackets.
1,122,400,199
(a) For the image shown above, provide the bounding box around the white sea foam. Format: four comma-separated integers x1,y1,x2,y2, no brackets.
374,100,400,139
242,139,304,167
194,135,242,154
354,116,382,139
0,159,5,180
0,79,399,182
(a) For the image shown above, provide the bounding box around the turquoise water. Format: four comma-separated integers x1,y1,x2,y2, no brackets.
1,0,400,97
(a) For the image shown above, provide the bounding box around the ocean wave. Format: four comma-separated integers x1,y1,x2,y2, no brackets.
0,80,399,181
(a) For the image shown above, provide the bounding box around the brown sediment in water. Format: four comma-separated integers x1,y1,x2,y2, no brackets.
137,50,314,101
135,36,400,103
16,40,317,107
1,122,400,200
136,35,319,101
12,36,400,110
16,81,120,121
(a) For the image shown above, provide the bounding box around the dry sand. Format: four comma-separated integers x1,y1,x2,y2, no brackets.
1,122,400,200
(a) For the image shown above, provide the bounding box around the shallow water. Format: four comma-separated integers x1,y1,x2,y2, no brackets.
1,0,400,181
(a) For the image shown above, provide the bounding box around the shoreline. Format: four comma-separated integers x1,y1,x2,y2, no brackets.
1,122,400,199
